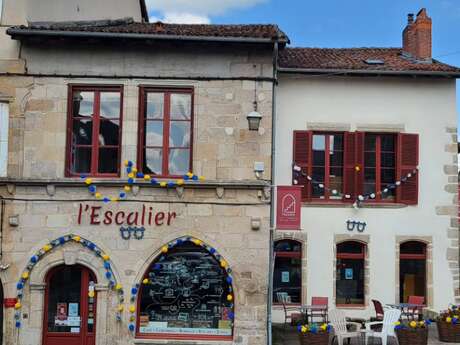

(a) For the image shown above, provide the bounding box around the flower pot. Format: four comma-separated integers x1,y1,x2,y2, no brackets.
396,327,428,345
298,332,329,345
437,321,460,343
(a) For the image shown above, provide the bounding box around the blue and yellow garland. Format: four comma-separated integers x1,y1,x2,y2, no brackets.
14,234,124,328
82,160,205,203
127,236,235,333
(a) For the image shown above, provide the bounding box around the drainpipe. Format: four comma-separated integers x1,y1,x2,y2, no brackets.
267,40,279,345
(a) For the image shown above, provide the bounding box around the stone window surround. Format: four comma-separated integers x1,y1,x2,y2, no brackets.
394,236,433,307
306,122,406,133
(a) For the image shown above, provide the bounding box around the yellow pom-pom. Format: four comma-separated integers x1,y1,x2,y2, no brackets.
410,321,417,328
115,283,122,291
95,192,102,199
111,197,119,202
118,305,124,312
227,294,233,301
85,178,92,185
394,321,401,326
43,244,51,252
144,175,151,180
199,176,205,181
187,172,193,178
88,291,95,298
320,324,327,331
14,302,21,309
128,173,134,179
161,246,168,253
143,278,149,284
129,305,136,313
132,168,138,174
102,254,110,261
176,179,184,186
73,235,81,242
220,260,227,268
130,316,135,322
419,321,425,326
301,326,307,333
160,182,167,187
447,317,452,323
193,239,202,246
124,186,131,192
124,160,130,167
355,166,361,172
21,272,29,280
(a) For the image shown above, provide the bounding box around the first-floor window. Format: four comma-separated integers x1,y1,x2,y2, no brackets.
66,85,123,177
336,241,365,306
137,241,233,339
400,241,426,303
273,240,302,304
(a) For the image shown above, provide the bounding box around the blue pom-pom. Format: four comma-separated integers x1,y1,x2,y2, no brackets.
150,178,158,185
59,237,66,245
167,182,175,188
119,192,126,198
126,167,132,173
128,323,135,332
128,178,134,184
88,243,96,250
153,263,161,270
127,161,133,167
104,262,111,269
209,248,216,254
183,175,189,180
88,185,97,193
192,175,198,181
297,325,302,332
103,197,110,203
131,287,138,295
15,321,21,328
229,312,234,320
80,174,87,179
16,282,24,290
105,271,112,279
310,327,317,334
30,255,38,263
226,276,233,284
136,172,144,178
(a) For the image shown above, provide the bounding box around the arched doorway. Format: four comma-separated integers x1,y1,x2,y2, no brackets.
42,265,97,345
399,241,427,303
273,239,302,304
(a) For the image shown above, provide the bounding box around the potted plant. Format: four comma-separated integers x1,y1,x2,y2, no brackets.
394,320,430,345
437,304,460,342
297,323,331,345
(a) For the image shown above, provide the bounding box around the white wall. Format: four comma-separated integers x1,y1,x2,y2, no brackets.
275,74,457,318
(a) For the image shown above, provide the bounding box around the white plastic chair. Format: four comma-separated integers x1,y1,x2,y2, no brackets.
329,309,362,345
364,308,401,345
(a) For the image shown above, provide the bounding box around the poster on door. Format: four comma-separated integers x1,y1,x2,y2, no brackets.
55,303,68,326
276,186,301,230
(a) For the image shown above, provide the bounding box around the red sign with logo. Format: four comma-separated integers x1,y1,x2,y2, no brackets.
276,186,301,230
4,298,17,308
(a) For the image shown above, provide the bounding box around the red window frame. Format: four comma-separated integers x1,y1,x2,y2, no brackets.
400,241,427,260
363,133,397,202
137,86,194,178
273,240,302,305
311,132,344,201
336,241,366,307
65,84,124,177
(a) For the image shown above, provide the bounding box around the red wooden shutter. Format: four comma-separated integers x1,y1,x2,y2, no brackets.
292,130,312,201
396,133,419,205
343,132,356,202
355,132,365,197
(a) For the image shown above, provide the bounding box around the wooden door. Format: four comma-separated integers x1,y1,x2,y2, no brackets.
43,265,97,345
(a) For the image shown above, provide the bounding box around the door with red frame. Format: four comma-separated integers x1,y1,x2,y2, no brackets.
43,265,96,345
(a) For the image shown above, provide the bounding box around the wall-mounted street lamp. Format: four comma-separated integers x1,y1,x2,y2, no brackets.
247,102,262,131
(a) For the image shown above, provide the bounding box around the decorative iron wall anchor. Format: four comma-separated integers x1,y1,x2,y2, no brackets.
120,226,145,240
346,220,367,233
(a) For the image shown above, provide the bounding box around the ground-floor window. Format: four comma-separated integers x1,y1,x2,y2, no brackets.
400,241,426,303
137,240,233,339
336,241,365,306
273,240,302,304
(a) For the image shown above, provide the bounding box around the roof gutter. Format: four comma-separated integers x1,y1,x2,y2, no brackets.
6,28,287,45
278,67,460,78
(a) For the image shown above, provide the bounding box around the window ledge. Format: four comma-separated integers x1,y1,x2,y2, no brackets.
302,202,408,209
336,305,367,310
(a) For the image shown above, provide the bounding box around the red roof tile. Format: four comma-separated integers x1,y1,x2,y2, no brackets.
279,47,460,75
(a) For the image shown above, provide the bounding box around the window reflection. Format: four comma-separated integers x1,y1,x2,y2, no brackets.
100,92,120,119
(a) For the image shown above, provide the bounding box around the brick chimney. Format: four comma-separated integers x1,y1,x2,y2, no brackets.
402,8,432,61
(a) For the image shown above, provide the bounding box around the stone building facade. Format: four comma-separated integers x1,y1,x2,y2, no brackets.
0,16,288,345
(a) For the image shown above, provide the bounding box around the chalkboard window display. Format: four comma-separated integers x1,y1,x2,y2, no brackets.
138,239,234,337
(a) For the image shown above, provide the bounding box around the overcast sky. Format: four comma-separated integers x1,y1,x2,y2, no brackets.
147,0,460,132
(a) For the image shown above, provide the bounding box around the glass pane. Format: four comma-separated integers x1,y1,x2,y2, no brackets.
100,92,120,119
145,121,163,147
98,148,118,174
274,240,301,253
168,149,190,175
169,121,190,148
47,266,82,333
381,168,395,184
381,152,395,168
365,152,376,167
72,119,92,145
364,168,376,182
364,183,375,195
144,148,162,175
400,259,426,303
139,241,233,336
336,258,365,305
170,93,191,120
381,135,395,152
73,91,94,117
330,151,343,167
381,184,395,200
146,93,164,119
273,257,301,304
71,147,91,174
312,134,325,151
330,167,343,197
99,120,119,146
337,242,364,254
400,242,426,255
312,166,325,198
364,134,376,151
330,134,343,151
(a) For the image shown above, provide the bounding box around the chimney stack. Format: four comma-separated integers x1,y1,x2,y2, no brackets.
402,8,432,61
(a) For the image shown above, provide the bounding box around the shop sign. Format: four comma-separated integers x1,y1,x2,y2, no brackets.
77,203,176,227
276,186,301,230
4,298,17,308
346,220,367,232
